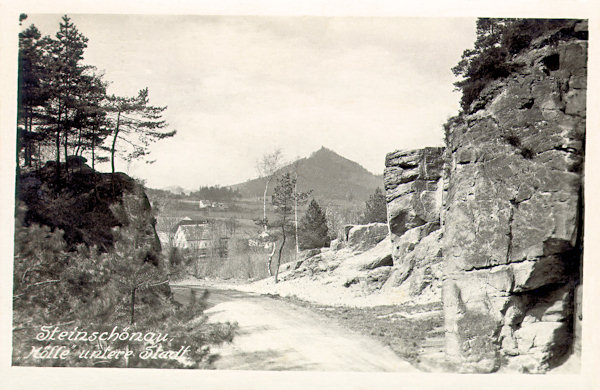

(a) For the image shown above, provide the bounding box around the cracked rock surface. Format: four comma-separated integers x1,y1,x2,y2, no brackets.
443,22,586,373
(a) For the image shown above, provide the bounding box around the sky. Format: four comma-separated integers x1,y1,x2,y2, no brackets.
23,14,476,189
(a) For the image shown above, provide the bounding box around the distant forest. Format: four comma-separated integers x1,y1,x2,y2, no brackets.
147,186,241,202
190,186,241,202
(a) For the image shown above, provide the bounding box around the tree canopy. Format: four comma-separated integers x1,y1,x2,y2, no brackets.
16,15,175,178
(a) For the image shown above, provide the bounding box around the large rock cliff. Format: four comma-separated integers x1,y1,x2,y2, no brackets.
384,20,586,372
443,21,586,373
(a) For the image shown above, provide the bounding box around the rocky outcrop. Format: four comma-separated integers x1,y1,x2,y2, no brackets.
442,21,586,373
17,159,161,263
279,223,394,294
384,147,444,260
382,147,445,304
380,20,586,373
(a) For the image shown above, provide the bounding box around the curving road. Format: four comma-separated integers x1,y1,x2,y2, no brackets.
171,285,417,372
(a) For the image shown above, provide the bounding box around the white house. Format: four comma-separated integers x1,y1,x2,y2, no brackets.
172,219,228,258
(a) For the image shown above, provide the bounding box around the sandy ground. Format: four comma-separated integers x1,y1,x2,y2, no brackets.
172,286,418,372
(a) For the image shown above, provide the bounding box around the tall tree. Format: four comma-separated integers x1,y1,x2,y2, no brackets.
17,15,109,179
105,88,176,175
292,159,310,257
270,173,310,283
17,23,50,169
69,72,110,162
298,199,330,250
255,149,283,233
43,16,91,179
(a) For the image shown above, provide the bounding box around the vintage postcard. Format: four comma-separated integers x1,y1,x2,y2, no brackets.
0,1,598,389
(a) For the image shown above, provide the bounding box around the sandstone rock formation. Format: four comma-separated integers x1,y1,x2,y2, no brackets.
382,147,445,304
442,21,586,373
278,223,394,294
381,20,586,373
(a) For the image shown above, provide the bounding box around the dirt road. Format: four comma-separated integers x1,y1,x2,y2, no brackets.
171,286,418,371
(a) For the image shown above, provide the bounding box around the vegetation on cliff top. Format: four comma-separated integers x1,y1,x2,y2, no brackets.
453,18,587,112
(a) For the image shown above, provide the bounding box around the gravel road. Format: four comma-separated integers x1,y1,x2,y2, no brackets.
171,286,418,371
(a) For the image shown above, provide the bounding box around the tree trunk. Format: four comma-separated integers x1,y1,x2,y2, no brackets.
262,177,271,233
267,242,276,276
23,111,31,167
275,228,286,283
63,123,68,165
28,115,34,166
91,126,95,170
294,178,299,258
55,103,63,182
75,127,82,156
111,111,121,176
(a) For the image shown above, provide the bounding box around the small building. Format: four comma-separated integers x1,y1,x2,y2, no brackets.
172,219,228,258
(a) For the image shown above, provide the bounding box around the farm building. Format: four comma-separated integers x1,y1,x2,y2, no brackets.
172,219,228,258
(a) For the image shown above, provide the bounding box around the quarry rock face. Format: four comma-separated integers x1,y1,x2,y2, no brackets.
442,28,586,372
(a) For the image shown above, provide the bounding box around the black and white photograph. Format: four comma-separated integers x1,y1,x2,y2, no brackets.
0,1,598,389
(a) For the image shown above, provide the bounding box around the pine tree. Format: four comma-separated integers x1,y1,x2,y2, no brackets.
17,15,109,175
105,88,176,175
361,187,387,224
17,23,50,168
298,199,330,250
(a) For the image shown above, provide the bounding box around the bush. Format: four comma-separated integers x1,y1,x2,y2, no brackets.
12,206,236,368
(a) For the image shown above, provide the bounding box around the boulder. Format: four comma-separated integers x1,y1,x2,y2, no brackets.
330,238,343,251
298,248,321,261
361,253,393,270
347,223,388,252
18,159,160,259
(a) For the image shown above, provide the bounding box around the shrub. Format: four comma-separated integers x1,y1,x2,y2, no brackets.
12,205,236,368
